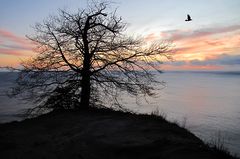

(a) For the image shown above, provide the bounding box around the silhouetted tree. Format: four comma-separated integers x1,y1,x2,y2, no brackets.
12,2,171,113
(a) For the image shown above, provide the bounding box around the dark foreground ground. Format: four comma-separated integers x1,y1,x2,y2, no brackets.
0,108,238,159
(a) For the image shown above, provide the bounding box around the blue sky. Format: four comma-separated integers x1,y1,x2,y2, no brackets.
1,0,240,70
1,0,240,35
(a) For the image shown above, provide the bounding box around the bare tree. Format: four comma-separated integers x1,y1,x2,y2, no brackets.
12,2,171,113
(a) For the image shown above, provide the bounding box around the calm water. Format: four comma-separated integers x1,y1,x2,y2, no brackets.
0,71,240,155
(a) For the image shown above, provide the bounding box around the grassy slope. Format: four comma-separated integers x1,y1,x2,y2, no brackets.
0,108,237,159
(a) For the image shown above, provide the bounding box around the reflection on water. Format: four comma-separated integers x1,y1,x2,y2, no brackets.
126,71,240,156
0,72,33,122
0,71,240,155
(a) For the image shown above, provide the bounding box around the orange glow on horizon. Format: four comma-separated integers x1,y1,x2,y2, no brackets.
161,64,223,71
1,26,240,71
0,54,29,67
144,25,240,71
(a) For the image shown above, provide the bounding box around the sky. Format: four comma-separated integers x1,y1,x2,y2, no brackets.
0,0,240,71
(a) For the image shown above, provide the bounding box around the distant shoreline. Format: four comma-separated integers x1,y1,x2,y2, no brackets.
1,69,240,74
161,70,240,74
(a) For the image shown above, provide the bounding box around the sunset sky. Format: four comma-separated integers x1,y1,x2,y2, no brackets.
1,0,240,71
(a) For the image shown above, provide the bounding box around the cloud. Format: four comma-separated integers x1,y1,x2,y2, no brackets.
144,25,240,70
168,26,240,62
161,54,240,71
144,25,240,62
0,28,34,56
160,25,240,41
0,29,30,47
0,48,24,56
161,64,223,71
190,54,240,66
164,54,240,66
1,44,30,50
144,33,157,41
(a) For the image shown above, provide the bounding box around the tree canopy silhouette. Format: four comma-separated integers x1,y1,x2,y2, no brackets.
12,2,171,113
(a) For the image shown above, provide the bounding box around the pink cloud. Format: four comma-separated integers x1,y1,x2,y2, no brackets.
160,25,240,42
0,48,25,56
164,27,240,62
0,28,34,51
0,29,28,44
144,33,157,42
0,29,35,57
145,25,240,70
161,64,223,71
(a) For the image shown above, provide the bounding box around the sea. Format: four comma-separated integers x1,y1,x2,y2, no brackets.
0,71,240,156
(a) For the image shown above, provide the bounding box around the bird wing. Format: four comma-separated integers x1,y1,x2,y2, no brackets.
187,14,191,19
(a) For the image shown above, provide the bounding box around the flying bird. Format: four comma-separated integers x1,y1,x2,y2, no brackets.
185,14,192,21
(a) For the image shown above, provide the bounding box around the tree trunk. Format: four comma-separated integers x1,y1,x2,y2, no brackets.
79,48,91,109
80,70,91,109
80,17,91,109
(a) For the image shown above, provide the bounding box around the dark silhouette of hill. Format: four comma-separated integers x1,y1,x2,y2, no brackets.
0,108,237,159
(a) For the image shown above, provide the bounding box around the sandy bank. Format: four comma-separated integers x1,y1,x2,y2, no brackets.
0,108,237,159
